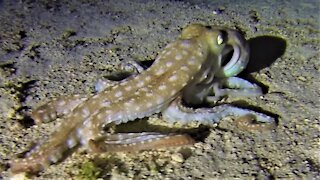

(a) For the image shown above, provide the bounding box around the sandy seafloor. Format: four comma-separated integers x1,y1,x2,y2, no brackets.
0,0,319,179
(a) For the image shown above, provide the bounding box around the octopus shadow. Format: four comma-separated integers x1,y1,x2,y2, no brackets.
229,100,280,123
114,118,211,142
244,35,286,74
239,35,286,93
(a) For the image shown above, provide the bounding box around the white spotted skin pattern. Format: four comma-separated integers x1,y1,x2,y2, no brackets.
10,24,217,174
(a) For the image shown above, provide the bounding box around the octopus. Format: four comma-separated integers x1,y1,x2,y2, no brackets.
10,24,276,174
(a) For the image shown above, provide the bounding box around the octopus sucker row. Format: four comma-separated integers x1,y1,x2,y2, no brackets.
88,134,195,153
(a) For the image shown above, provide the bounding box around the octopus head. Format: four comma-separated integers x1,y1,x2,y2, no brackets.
203,26,250,78
181,24,250,78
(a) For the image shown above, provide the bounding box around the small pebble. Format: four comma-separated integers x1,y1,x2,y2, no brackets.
171,153,184,163
298,76,307,82
212,6,225,15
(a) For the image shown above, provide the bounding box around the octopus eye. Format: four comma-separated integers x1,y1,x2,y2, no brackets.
217,30,228,45
217,34,224,45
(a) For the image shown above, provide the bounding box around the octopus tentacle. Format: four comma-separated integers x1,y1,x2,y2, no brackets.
32,95,89,124
206,77,263,103
89,133,195,153
163,97,276,126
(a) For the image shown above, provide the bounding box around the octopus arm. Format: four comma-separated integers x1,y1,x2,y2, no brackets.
88,132,195,153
